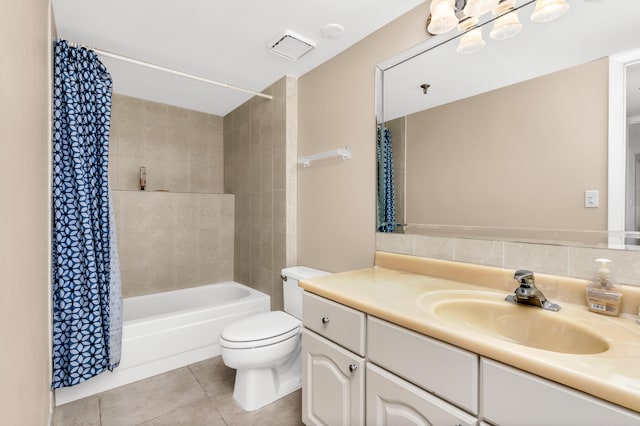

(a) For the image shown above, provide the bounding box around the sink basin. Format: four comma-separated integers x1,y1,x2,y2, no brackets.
420,291,609,355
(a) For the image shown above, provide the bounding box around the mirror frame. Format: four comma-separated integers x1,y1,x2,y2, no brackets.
609,49,640,247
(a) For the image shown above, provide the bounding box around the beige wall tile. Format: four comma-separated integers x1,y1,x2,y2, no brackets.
377,233,640,289
413,235,454,260
569,247,640,286
172,263,201,290
454,239,503,267
108,155,119,188
376,232,414,256
223,77,294,304
115,192,235,296
120,266,173,298
504,242,570,276
110,94,223,194
197,229,221,264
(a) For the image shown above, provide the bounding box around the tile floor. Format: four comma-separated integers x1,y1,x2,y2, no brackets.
54,356,303,426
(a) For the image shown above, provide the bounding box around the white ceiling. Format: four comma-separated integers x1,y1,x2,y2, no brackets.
52,0,425,116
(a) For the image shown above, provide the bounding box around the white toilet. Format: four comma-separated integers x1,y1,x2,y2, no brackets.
219,266,330,411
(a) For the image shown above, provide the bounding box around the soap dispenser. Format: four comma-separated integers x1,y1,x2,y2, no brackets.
586,258,623,317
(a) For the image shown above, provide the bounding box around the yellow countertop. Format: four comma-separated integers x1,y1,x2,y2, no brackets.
299,252,640,413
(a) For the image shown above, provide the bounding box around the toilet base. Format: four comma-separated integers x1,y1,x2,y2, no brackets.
232,348,301,411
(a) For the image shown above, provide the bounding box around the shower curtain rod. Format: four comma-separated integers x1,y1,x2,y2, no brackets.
92,47,273,100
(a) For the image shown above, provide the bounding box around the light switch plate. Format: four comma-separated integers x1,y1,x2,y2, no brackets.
585,190,599,208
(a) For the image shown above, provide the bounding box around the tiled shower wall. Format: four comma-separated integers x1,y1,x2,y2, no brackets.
224,76,298,310
113,192,234,297
109,94,223,193
109,94,232,297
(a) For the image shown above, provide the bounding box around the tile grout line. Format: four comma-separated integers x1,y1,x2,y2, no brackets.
188,364,209,396
98,395,103,426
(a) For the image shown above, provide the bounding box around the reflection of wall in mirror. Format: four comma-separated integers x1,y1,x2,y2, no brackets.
628,122,640,232
405,58,608,231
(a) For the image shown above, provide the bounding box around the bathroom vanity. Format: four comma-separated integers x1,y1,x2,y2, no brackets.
300,252,640,425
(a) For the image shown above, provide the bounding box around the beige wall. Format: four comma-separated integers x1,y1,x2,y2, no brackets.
0,0,52,424
224,77,297,310
298,4,429,272
110,94,224,193
113,192,234,297
406,59,608,231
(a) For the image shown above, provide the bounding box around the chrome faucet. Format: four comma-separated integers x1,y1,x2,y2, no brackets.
505,270,560,311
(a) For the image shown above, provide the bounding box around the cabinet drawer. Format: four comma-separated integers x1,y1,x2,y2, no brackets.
482,358,640,425
368,316,478,414
303,292,366,356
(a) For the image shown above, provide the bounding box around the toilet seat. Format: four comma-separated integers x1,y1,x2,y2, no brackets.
220,311,301,349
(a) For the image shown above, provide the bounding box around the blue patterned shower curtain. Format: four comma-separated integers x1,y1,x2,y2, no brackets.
51,39,122,389
377,126,396,232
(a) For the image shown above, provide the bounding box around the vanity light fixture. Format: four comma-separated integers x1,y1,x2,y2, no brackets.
427,0,569,53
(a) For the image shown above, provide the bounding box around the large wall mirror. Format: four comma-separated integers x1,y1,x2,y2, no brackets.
377,0,640,249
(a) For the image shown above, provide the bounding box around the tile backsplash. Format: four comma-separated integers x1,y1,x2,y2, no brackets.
377,233,640,286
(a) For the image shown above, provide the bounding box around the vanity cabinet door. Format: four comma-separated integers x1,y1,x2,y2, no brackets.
481,358,640,425
302,329,365,426
367,363,477,426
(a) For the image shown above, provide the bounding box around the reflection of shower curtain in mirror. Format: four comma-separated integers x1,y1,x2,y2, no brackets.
377,126,396,232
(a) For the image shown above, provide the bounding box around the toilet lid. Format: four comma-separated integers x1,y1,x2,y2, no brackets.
220,311,301,349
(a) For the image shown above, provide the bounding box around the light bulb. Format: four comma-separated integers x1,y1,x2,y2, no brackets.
530,0,570,23
463,0,499,18
490,0,522,41
428,0,458,34
457,18,485,54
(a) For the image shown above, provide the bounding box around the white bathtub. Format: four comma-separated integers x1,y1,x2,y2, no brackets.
55,282,270,405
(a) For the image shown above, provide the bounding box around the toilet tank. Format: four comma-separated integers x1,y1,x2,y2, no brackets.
281,266,330,320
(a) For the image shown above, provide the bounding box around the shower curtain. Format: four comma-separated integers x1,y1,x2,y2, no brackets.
51,39,122,389
377,126,396,232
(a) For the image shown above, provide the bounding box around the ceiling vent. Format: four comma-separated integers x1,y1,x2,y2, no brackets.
268,30,316,61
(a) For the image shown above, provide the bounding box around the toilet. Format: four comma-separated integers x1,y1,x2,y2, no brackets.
219,266,330,411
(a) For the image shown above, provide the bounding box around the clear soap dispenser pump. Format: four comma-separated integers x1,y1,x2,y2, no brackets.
586,258,623,317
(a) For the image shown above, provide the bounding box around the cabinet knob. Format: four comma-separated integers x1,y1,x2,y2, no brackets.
321,316,330,324
348,364,358,373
